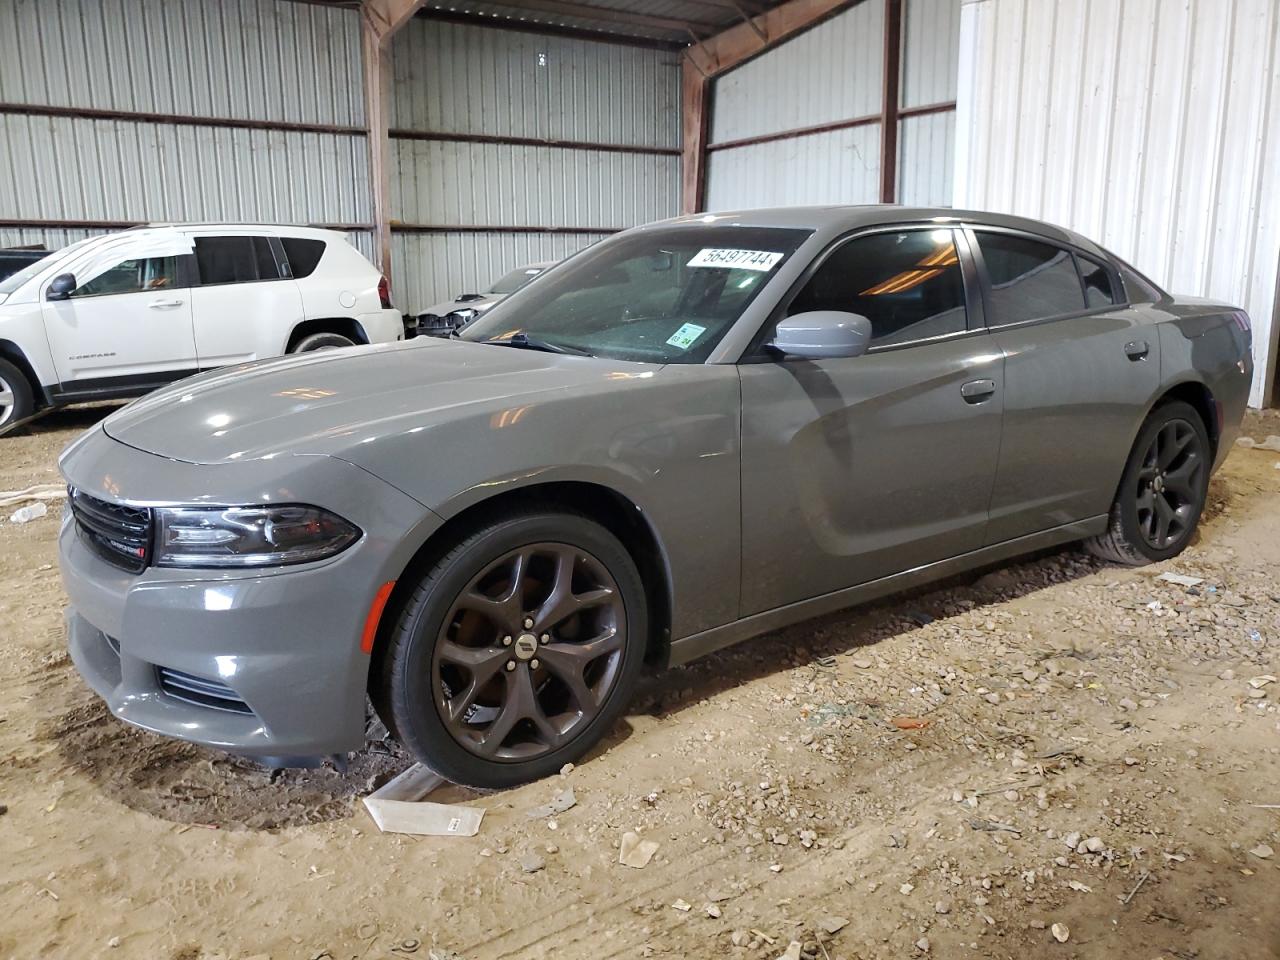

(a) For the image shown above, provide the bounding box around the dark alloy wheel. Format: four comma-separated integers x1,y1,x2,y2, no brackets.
1088,400,1210,565
1133,418,1204,550
379,510,647,787
433,543,625,761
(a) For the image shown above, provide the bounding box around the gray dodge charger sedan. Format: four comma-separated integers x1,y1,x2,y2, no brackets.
58,206,1252,787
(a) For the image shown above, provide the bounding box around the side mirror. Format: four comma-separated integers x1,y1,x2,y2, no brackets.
46,273,77,301
769,311,873,359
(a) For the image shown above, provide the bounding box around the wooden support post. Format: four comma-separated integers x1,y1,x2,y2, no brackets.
878,0,902,204
361,16,393,280
681,59,710,215
360,0,426,282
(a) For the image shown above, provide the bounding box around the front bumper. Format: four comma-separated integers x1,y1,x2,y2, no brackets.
58,429,441,761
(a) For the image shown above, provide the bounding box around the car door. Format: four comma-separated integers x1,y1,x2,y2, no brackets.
189,234,304,368
970,228,1161,543
42,241,198,389
737,226,1005,616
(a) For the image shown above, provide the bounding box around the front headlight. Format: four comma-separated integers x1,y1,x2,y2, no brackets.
154,505,361,569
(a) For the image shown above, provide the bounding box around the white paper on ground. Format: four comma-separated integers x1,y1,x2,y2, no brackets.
1156,572,1205,587
362,763,485,837
0,484,69,509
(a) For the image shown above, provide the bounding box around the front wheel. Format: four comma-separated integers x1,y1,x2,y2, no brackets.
377,510,647,788
1087,400,1211,565
0,358,35,430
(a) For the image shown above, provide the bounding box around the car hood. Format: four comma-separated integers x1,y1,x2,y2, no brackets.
102,338,662,465
419,293,504,317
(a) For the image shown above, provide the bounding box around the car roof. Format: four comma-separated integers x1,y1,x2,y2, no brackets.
646,205,1102,254
132,223,344,240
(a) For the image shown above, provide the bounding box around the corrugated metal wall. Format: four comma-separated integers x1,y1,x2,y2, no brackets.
954,0,1280,407
705,0,959,212
0,0,371,254
389,19,680,313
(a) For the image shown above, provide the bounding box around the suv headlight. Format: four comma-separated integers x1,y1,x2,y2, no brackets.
154,505,360,569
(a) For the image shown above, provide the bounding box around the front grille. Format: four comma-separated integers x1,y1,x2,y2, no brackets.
69,487,152,572
157,666,253,715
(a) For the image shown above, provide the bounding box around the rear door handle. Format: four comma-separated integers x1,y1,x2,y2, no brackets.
960,378,996,403
1124,340,1149,361
148,298,184,309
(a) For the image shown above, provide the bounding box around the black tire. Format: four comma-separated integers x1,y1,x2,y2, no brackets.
291,332,356,353
1087,400,1211,565
378,509,647,788
0,357,35,430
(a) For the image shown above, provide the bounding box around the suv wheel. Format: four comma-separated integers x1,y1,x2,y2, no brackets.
0,358,35,430
292,332,356,353
378,509,647,788
1087,400,1211,565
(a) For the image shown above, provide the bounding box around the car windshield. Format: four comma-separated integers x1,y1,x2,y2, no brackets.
460,226,811,363
487,266,547,295
0,238,94,295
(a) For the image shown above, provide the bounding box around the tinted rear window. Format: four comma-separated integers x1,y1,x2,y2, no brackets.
975,232,1085,324
281,237,326,279
195,236,281,285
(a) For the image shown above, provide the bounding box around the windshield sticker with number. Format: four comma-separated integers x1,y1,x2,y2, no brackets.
666,322,707,349
687,248,784,272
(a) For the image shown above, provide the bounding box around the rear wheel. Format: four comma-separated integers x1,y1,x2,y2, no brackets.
0,358,35,430
378,509,647,787
1087,400,1210,565
291,332,356,353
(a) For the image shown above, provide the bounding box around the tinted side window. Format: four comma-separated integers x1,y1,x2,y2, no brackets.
975,232,1085,324
786,229,967,346
71,256,183,298
195,236,281,285
1077,254,1120,308
281,238,326,279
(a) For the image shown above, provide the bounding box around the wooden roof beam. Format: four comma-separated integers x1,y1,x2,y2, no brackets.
684,0,861,77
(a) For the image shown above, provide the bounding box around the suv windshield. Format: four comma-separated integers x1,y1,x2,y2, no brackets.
487,266,547,295
0,238,94,296
460,226,811,362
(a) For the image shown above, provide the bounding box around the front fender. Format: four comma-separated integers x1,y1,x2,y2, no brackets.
341,365,744,640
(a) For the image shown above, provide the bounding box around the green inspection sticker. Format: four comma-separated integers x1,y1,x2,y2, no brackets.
666,322,706,350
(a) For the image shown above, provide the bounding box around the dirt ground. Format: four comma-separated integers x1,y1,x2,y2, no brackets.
1,407,1278,960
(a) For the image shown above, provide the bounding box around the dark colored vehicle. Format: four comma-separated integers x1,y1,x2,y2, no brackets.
59,206,1252,787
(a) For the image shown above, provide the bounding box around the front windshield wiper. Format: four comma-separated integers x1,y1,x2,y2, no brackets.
483,332,591,357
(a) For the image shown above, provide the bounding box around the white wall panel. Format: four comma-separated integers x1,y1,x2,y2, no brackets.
706,0,959,212
0,114,370,227
898,111,955,206
388,19,680,312
392,140,676,230
0,0,364,126
0,0,370,264
902,0,961,108
706,126,881,212
711,1,884,144
955,0,1280,406
390,19,678,147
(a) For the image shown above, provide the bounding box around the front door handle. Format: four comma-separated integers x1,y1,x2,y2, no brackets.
148,298,184,309
1124,340,1149,361
960,378,996,403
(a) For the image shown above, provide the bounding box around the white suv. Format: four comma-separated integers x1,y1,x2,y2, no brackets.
0,224,403,430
